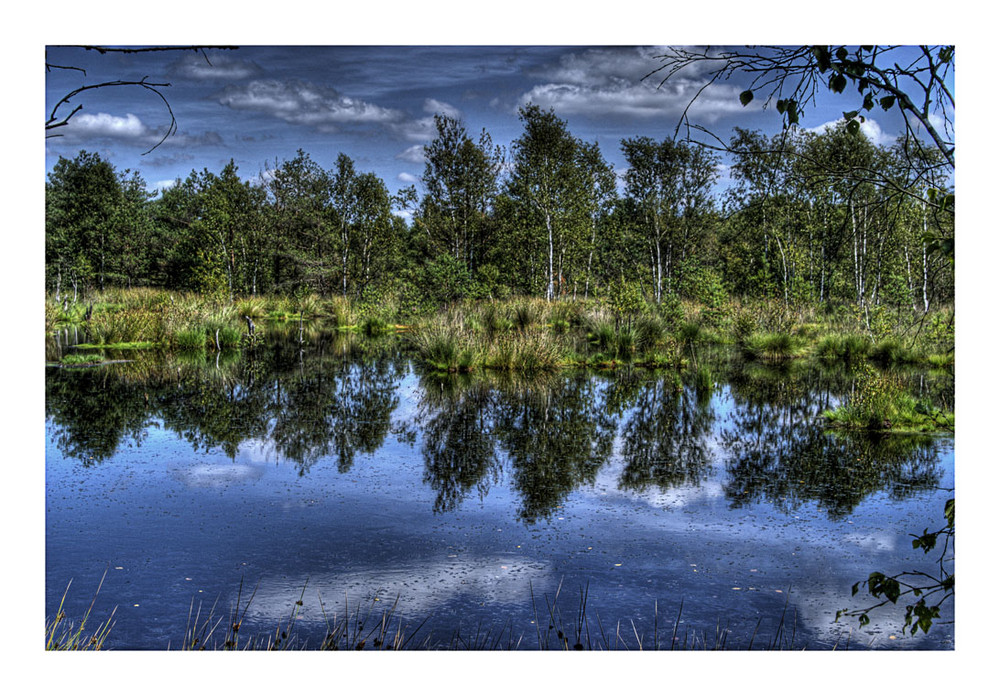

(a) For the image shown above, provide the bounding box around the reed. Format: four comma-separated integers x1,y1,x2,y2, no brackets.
47,573,842,650
484,332,562,372
824,363,954,432
741,331,803,361
45,571,116,651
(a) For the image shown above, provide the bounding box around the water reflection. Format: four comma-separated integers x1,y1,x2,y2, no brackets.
717,358,946,518
617,370,715,493
45,333,952,520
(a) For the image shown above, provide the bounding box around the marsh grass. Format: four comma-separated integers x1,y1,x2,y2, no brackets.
46,571,116,651
824,363,954,432
869,337,917,366
174,328,208,350
741,332,804,361
55,573,814,650
47,290,953,377
483,331,562,371
59,352,103,365
815,333,871,363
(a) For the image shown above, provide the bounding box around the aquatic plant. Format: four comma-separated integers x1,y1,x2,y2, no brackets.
60,353,103,365
869,337,916,366
56,574,815,650
484,332,561,372
741,331,802,361
174,328,207,350
46,572,116,651
824,363,953,432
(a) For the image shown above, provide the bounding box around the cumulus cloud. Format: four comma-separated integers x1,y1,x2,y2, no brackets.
67,112,149,139
388,117,437,142
397,172,419,184
395,144,427,163
169,54,263,81
56,112,220,150
517,46,745,121
217,80,405,132
807,117,895,147
423,98,461,119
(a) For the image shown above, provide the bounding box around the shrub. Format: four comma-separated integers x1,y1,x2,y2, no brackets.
742,332,800,361
870,337,915,366
175,328,207,350
824,363,953,432
360,316,390,337
60,353,102,365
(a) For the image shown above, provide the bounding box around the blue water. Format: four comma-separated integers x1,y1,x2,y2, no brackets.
45,354,954,650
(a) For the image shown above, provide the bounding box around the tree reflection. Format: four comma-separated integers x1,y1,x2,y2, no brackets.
491,373,617,523
45,331,405,474
46,366,154,464
719,360,946,518
617,373,716,493
418,375,501,513
46,337,952,519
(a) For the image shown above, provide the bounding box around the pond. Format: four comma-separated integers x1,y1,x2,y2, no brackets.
45,329,955,650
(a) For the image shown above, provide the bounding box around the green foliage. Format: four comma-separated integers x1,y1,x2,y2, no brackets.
421,253,475,305
824,363,953,432
175,328,207,350
839,497,954,636
741,332,802,361
606,278,644,327
60,353,103,365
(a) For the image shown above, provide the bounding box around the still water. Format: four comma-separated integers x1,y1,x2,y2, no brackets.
45,331,954,649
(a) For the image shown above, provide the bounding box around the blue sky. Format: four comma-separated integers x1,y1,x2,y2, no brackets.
44,44,937,201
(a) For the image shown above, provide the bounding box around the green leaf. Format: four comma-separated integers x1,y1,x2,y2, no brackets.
812,46,832,72
882,578,901,603
879,95,896,110
776,99,786,114
830,73,847,93
912,529,938,552
944,498,955,527
847,120,861,135
739,90,754,106
862,93,874,111
836,47,849,61
939,46,954,63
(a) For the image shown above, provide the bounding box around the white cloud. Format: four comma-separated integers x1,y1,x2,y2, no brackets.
68,112,149,139
395,145,426,163
397,172,419,184
807,117,895,147
389,116,439,142
55,111,224,151
217,80,405,131
517,46,745,121
169,54,262,81
423,98,461,119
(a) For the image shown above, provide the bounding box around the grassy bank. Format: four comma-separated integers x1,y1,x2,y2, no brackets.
823,364,954,433
49,577,831,651
46,288,954,374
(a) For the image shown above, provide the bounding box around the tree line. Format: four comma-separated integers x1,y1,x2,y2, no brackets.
45,104,953,314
